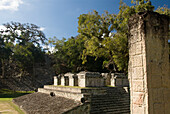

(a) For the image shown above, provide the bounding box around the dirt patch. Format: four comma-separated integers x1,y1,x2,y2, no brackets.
13,92,81,114
0,101,22,114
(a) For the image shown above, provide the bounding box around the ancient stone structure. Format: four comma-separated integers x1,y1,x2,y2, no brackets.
77,71,104,87
101,73,129,87
54,75,61,86
128,12,170,114
39,72,130,113
54,71,105,87
110,73,129,87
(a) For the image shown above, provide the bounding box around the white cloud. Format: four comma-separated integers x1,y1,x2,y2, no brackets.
39,27,45,31
0,0,23,11
0,25,21,35
0,25,9,35
0,25,6,30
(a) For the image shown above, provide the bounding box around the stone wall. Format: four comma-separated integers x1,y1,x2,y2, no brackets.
128,12,170,114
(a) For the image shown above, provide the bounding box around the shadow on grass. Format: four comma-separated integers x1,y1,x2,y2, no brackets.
0,89,34,98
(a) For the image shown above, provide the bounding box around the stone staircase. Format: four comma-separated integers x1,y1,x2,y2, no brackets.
38,86,130,114
90,87,130,114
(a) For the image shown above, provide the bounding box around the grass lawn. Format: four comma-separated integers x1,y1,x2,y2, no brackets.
0,89,34,114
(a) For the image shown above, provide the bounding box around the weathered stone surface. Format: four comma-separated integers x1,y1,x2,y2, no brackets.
128,11,169,114
64,73,77,86
77,71,104,87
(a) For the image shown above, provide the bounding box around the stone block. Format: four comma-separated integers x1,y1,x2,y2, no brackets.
77,71,104,87
54,76,58,86
115,79,122,86
122,79,129,86
150,63,162,76
165,102,170,114
130,43,136,56
151,75,162,88
163,89,170,103
133,92,144,106
133,80,144,92
153,103,165,114
111,78,116,86
134,55,143,67
132,67,144,80
136,42,142,55
133,104,144,114
152,89,163,103
69,78,74,86
61,76,65,86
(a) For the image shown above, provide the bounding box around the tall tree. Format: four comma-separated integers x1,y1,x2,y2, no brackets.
49,36,106,74
0,22,46,77
77,0,169,73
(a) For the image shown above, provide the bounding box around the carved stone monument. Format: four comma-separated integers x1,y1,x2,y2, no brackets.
128,12,170,114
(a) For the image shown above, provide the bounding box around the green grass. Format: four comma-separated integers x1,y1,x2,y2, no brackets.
0,89,34,114
106,85,115,87
51,85,115,89
0,89,34,98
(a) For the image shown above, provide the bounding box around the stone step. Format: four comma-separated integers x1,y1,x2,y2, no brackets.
90,108,130,114
91,104,129,108
91,98,130,102
91,107,130,111
91,103,129,108
90,110,130,114
91,102,129,106
91,97,130,101
91,96,129,99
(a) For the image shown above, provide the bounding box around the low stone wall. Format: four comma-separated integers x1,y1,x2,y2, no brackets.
102,73,129,87
38,88,83,101
44,85,82,93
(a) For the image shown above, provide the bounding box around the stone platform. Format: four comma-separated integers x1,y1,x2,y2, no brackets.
38,85,130,114
38,85,107,101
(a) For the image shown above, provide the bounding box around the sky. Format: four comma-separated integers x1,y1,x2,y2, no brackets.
0,0,169,40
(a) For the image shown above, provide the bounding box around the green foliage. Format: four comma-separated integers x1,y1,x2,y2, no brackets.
0,22,46,77
49,36,106,74
0,89,34,98
78,9,130,73
131,0,154,12
77,0,169,73
13,43,45,74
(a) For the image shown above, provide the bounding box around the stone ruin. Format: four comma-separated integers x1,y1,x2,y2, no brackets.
54,71,128,87
38,11,170,114
54,71,105,87
102,73,129,87
128,12,170,114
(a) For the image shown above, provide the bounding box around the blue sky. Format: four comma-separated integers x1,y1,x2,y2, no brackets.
0,0,169,40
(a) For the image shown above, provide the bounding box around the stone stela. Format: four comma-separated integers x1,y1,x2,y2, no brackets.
128,12,170,114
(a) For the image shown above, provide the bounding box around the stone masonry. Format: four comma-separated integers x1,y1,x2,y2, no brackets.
128,12,170,114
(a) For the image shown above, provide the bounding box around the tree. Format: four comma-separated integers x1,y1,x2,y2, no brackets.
49,36,106,74
0,36,13,77
13,43,45,76
77,0,169,74
0,22,46,77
